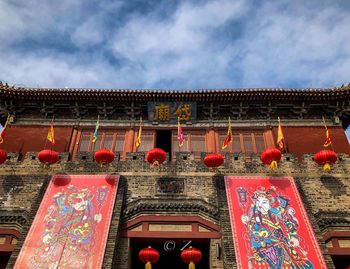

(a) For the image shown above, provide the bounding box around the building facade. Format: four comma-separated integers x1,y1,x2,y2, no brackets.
0,82,350,269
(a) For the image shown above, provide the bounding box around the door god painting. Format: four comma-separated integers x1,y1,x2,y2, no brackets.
14,175,119,269
225,176,327,269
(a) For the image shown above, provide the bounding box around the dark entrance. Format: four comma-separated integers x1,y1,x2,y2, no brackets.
155,130,172,161
130,238,210,269
0,252,11,269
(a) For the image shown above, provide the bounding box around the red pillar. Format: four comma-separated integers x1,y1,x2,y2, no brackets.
123,128,135,158
206,129,216,153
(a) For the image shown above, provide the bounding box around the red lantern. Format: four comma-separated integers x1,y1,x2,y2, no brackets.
146,148,167,166
139,246,160,269
94,149,115,165
181,246,202,269
52,176,71,186
0,149,7,164
314,149,337,171
260,148,282,169
204,153,224,168
38,149,59,166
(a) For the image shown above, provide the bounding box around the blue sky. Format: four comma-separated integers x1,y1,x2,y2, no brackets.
1,0,350,90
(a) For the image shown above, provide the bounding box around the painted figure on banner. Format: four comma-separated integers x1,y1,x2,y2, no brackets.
237,186,314,269
28,185,109,269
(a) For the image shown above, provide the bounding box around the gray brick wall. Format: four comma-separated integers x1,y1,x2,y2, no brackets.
0,151,349,268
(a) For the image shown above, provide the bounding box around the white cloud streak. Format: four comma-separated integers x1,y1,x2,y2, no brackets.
0,0,349,89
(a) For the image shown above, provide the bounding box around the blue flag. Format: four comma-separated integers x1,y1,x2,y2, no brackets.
92,116,100,143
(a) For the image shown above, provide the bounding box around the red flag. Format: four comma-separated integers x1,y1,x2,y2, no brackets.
222,117,232,149
323,117,332,147
0,115,10,144
178,117,184,147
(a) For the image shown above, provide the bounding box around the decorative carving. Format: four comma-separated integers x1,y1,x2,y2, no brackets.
0,211,27,227
124,198,218,220
315,211,350,231
157,178,184,194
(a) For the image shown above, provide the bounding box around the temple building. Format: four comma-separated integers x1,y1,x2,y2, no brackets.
0,81,349,269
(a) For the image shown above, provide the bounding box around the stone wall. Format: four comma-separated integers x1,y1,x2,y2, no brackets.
0,151,349,268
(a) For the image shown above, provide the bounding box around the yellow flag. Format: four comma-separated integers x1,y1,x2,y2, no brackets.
277,117,284,149
222,117,232,149
47,124,55,145
135,117,142,149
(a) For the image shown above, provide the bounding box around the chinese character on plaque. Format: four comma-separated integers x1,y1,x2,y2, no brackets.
154,104,170,121
148,102,196,123
175,104,191,121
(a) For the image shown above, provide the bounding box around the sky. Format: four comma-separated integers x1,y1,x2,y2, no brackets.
0,0,350,90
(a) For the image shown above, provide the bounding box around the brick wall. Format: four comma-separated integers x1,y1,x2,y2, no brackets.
0,151,349,268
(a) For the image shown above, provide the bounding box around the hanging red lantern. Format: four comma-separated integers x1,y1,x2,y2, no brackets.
94,149,115,165
146,148,167,166
204,153,224,168
139,246,160,269
260,148,282,169
314,149,337,171
38,149,59,166
181,246,202,269
0,149,7,164
52,175,71,186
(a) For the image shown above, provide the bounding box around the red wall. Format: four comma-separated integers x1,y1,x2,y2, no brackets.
1,125,349,159
0,125,73,154
272,126,350,158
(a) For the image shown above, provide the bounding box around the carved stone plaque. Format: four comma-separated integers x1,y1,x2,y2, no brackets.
156,178,184,194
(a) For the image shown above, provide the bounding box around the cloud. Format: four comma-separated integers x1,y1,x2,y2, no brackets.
0,0,349,89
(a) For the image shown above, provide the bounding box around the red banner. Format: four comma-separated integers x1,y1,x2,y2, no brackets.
225,176,327,269
14,174,119,269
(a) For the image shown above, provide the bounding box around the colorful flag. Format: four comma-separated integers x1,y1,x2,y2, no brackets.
222,117,233,149
47,123,55,145
323,117,332,147
277,117,284,149
135,117,142,149
178,117,184,147
0,115,10,144
92,116,100,143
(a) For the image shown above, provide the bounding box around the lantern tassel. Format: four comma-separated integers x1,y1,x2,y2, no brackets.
323,163,331,171
269,160,277,169
145,261,152,269
189,261,195,269
152,160,160,167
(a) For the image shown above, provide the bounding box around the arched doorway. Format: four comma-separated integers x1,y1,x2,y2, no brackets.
121,216,221,269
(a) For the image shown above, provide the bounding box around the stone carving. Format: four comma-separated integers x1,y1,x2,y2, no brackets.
157,178,184,194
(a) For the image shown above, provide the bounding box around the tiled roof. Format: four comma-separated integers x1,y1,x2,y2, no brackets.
0,81,349,102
